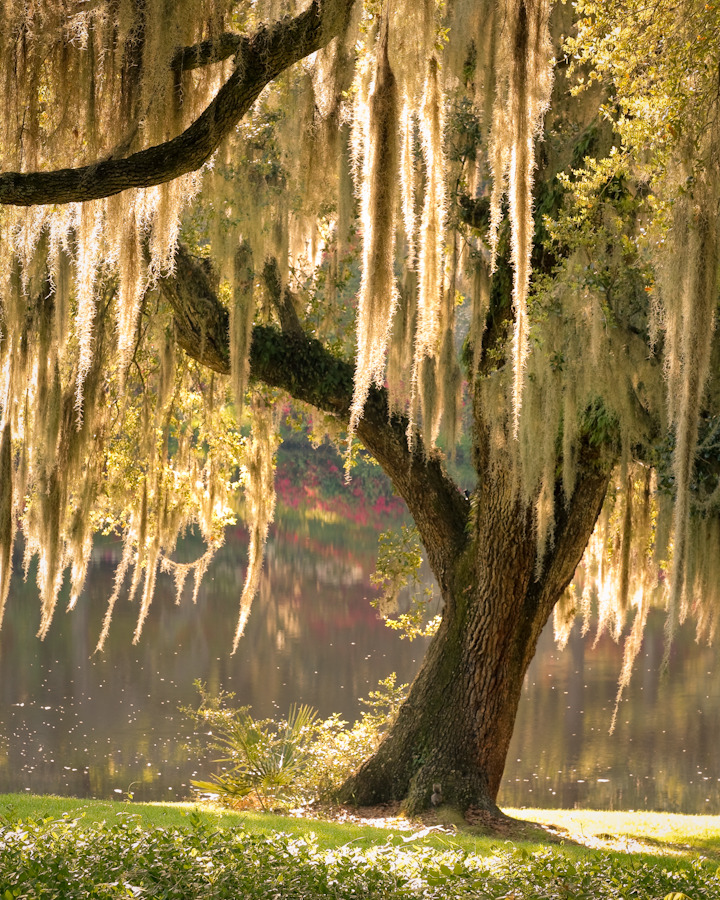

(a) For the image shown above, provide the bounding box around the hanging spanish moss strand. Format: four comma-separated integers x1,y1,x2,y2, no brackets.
609,590,649,734
0,421,13,630
96,529,135,653
415,56,445,363
387,101,419,417
157,329,177,415
399,102,417,260
488,0,553,434
408,54,447,446
337,123,355,259
662,191,718,646
67,442,105,612
133,536,161,644
349,16,400,437
387,0,436,103
469,254,491,373
112,197,146,380
74,201,104,415
230,242,255,414
419,354,441,451
437,237,462,451
49,231,72,362
607,470,655,730
232,398,278,653
476,0,498,144
36,470,63,639
387,265,418,416
127,478,149,608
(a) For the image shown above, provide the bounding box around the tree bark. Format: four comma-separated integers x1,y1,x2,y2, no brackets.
339,460,611,814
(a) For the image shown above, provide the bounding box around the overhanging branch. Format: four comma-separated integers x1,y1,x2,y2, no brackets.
0,0,353,206
162,244,470,582
171,33,245,73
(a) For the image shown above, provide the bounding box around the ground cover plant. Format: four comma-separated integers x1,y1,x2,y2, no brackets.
0,793,541,855
1,803,719,899
3,796,720,898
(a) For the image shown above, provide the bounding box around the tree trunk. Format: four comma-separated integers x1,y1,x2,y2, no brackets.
340,461,611,815
162,247,614,816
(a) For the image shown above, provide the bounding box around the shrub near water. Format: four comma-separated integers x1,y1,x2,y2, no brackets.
187,676,409,808
0,812,718,899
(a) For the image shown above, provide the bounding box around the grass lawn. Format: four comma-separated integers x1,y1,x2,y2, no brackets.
509,807,720,859
1,794,719,898
1,792,540,855
4,794,720,859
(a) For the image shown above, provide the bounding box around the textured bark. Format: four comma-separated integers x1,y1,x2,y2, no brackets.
0,0,354,206
340,460,611,814
162,244,612,814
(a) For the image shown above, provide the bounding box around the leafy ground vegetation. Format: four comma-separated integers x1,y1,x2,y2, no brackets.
1,797,719,899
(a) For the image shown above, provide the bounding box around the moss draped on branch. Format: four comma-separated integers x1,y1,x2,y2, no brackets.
0,0,354,206
162,244,469,586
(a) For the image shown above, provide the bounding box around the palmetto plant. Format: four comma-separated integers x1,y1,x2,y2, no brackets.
193,704,318,810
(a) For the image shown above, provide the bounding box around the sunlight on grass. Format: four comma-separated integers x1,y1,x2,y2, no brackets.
0,794,543,855
505,807,720,859
5,794,720,863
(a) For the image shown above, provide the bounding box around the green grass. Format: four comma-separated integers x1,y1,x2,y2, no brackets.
0,793,545,856
2,795,720,899
5,795,720,860
509,808,720,860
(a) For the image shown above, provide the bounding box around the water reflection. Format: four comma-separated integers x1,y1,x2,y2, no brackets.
2,514,720,813
502,612,720,813
0,516,427,801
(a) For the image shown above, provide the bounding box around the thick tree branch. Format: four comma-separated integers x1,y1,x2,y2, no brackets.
171,33,245,73
162,245,470,583
0,0,353,206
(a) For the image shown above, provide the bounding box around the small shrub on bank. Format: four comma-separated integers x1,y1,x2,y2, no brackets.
191,704,318,811
0,812,718,899
187,676,408,808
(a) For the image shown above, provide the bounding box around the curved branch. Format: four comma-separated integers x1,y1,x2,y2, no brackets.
162,245,470,583
0,0,353,207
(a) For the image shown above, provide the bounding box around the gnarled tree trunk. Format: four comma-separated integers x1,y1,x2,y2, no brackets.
340,461,611,815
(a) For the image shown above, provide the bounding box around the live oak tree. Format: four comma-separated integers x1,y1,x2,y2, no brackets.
1,0,719,816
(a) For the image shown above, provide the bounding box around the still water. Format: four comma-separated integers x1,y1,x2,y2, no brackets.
1,513,720,813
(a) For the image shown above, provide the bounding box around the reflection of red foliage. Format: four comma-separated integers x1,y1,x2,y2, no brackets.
305,594,384,639
274,456,405,528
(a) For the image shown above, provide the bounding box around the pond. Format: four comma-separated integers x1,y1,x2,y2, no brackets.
1,511,719,813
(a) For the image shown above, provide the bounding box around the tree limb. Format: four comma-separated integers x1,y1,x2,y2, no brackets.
162,244,470,583
0,0,354,206
171,33,245,73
